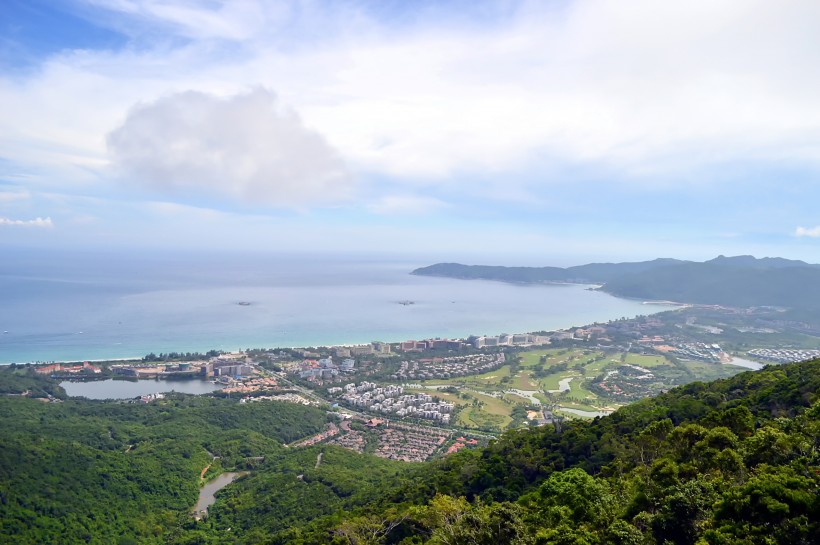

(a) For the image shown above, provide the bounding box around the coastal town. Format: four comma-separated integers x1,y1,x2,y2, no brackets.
19,302,820,460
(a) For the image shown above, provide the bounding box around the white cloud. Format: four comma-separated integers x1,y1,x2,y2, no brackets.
795,226,820,238
82,0,282,41
0,190,31,203
107,88,354,206
0,216,53,227
367,195,448,215
146,200,229,220
4,0,820,202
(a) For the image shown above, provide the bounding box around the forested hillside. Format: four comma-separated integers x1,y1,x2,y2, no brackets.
0,370,410,545
2,359,820,544
276,359,820,545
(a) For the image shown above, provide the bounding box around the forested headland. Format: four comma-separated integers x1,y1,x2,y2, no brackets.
412,256,820,310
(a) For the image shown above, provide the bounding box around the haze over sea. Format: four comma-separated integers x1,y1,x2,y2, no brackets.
0,250,670,364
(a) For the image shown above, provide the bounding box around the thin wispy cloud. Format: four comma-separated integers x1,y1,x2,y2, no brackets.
0,190,31,203
0,216,53,227
367,195,449,215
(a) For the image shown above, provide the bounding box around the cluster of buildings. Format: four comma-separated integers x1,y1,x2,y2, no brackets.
372,422,452,462
332,342,392,357
446,436,479,455
469,333,549,348
138,392,165,404
663,343,728,363
327,419,367,452
324,418,462,462
391,353,506,381
399,339,463,351
290,422,340,448
329,382,454,423
397,334,547,352
592,364,658,401
747,348,820,363
591,318,666,340
35,362,102,376
112,354,255,380
220,376,279,394
292,356,356,381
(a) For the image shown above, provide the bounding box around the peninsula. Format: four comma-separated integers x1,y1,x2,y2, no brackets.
412,255,820,311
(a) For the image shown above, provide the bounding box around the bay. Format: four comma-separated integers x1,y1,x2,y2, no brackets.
0,251,673,364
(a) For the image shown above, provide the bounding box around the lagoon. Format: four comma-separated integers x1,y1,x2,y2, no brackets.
60,378,224,399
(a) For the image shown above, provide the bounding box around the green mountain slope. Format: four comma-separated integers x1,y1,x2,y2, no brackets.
411,258,687,284
602,259,820,309
3,359,820,544
0,369,409,545
412,256,820,309
279,359,820,545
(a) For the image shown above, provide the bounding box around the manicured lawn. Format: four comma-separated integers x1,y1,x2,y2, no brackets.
415,378,458,386
534,392,550,404
623,353,670,368
455,390,515,430
538,374,570,391
458,405,512,430
503,393,530,405
511,370,540,390
464,365,511,383
518,351,551,368
567,376,599,403
469,391,511,415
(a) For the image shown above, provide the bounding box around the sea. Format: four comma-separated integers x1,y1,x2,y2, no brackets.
0,249,672,364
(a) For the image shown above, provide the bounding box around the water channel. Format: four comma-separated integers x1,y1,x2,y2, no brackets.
192,472,245,519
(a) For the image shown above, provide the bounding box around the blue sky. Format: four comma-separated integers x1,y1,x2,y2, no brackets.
2,0,820,265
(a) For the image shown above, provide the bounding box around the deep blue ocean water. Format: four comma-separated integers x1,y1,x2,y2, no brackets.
0,250,669,363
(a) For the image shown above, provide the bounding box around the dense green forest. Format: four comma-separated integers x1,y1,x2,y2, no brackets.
3,359,820,544
0,367,410,544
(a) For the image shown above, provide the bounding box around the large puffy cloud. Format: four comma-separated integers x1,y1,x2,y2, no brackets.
107,88,353,206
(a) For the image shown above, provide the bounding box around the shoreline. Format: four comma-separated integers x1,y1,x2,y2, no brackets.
1,288,677,366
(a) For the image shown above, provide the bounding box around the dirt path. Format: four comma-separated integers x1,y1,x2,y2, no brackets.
315,452,323,469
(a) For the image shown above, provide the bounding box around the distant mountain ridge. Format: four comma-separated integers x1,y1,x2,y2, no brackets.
411,255,820,310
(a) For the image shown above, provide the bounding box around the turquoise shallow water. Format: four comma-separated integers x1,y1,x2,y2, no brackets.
0,251,668,363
